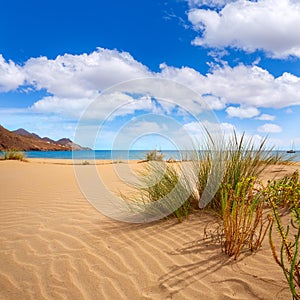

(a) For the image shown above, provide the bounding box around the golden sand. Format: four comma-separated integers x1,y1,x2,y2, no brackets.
0,159,299,299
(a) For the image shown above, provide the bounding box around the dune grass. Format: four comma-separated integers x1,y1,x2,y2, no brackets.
122,161,198,222
123,131,284,223
221,177,271,259
1,149,26,161
121,132,299,296
196,132,285,213
145,149,164,161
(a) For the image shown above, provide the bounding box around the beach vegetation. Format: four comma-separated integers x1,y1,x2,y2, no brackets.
124,131,285,224
266,172,300,299
123,161,198,222
145,149,164,161
121,133,299,296
220,177,271,259
197,132,284,213
1,149,26,161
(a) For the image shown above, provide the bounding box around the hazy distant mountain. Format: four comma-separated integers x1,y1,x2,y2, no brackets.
0,125,91,151
55,138,91,150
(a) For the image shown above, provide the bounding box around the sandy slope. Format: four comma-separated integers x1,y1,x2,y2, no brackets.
0,160,299,299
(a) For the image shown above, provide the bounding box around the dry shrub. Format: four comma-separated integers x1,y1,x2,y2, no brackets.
145,150,164,161
2,149,26,161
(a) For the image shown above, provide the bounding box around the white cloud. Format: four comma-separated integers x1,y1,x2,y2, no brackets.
256,113,275,121
220,122,236,133
188,0,300,58
187,0,236,8
0,55,25,92
158,63,300,110
183,120,235,139
1,48,300,122
21,48,155,119
32,92,160,121
226,106,260,118
31,96,94,117
257,123,282,133
159,63,206,94
205,64,300,108
24,48,151,98
202,95,226,110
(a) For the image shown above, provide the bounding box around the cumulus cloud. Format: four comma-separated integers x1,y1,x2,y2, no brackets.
1,48,300,120
257,123,282,133
188,0,300,58
183,120,235,140
22,48,154,118
202,94,226,110
0,55,25,92
31,96,94,117
226,106,260,118
24,48,151,98
256,113,275,121
32,92,160,121
160,63,300,109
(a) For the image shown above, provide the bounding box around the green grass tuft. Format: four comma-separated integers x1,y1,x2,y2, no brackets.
1,149,26,161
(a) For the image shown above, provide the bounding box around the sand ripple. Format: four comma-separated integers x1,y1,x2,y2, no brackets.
0,160,294,299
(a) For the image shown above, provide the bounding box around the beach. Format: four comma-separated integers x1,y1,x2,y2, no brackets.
1,159,300,299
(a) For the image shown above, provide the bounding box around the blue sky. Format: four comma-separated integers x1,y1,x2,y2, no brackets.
0,0,300,150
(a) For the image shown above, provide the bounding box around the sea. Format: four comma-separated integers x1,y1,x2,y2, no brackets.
16,150,300,162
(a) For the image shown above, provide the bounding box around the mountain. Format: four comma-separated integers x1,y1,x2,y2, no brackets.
55,138,89,150
0,125,90,151
13,128,41,140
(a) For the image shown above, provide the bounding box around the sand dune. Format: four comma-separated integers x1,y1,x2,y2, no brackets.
1,160,299,299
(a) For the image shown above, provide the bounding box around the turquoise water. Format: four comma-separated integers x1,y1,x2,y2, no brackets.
24,150,182,161
15,150,300,162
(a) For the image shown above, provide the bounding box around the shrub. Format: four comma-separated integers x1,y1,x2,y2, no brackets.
221,177,271,259
145,150,164,161
122,161,198,222
264,171,300,208
196,131,284,213
267,172,300,299
1,149,26,161
124,132,284,223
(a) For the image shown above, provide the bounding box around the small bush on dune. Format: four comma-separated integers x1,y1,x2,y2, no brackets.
122,161,198,222
266,172,300,299
264,171,300,208
1,149,26,161
221,177,271,260
124,132,284,223
199,132,284,213
145,150,164,161
122,134,298,297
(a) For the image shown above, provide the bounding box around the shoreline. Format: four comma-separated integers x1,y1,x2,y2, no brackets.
13,159,300,180
8,157,300,165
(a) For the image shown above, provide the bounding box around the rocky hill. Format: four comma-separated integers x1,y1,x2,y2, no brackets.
0,125,90,151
